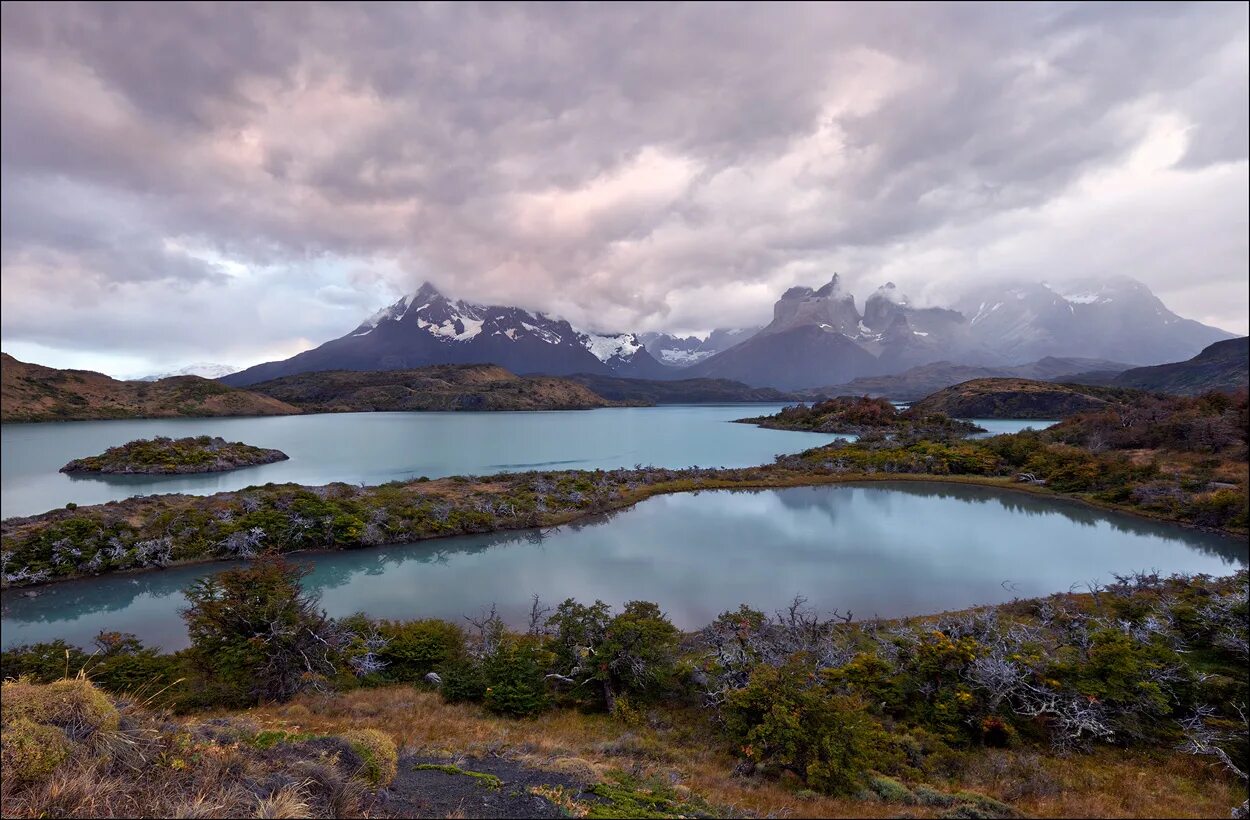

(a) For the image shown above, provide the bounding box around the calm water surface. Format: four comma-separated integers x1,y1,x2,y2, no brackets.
0,407,1055,518
3,482,1241,650
1,406,811,518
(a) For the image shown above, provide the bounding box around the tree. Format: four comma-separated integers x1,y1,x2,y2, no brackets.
180,556,337,705
547,599,679,710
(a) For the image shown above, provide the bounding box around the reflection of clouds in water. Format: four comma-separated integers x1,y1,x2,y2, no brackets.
3,483,1245,652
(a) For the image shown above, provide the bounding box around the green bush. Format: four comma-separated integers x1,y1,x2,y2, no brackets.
723,656,883,795
545,599,679,710
377,618,466,682
439,656,487,704
180,556,337,705
481,640,550,717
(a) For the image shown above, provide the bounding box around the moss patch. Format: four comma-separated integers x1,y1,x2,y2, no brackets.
412,762,504,790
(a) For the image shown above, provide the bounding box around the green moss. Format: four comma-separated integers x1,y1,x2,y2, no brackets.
412,763,503,789
584,772,718,818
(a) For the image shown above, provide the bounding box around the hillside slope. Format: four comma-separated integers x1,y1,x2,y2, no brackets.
907,378,1142,419
815,356,1133,402
1,354,300,423
247,364,628,412
1104,337,1249,395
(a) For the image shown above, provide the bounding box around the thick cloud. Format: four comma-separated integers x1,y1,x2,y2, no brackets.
1,2,1246,374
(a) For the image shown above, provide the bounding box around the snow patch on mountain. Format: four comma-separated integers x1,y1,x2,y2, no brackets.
658,348,715,365
139,363,239,381
578,331,643,363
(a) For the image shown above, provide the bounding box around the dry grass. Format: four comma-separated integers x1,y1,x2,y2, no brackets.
231,686,1244,819
0,678,383,819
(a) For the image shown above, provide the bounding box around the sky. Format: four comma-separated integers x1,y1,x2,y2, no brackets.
1,2,1247,377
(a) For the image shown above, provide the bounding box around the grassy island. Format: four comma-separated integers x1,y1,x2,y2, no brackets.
59,436,289,476
736,395,985,438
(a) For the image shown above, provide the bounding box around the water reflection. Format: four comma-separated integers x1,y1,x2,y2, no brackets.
4,482,1241,651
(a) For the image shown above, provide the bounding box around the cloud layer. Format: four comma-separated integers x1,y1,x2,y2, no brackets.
2,2,1247,374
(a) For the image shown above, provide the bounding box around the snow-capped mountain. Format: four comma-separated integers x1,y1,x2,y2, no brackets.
680,274,1234,389
639,327,761,367
223,282,669,386
138,363,238,381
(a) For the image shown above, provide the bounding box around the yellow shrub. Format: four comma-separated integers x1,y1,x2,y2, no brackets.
1,676,120,740
0,717,71,783
342,729,397,787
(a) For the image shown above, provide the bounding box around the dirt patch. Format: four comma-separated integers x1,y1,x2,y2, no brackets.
378,755,589,819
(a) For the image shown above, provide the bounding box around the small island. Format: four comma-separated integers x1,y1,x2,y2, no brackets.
60,435,289,475
736,395,985,439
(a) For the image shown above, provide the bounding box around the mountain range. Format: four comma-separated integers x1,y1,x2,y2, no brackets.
225,283,667,386
222,275,1236,390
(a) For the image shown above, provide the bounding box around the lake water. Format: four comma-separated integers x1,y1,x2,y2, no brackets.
0,407,1056,519
3,482,1242,650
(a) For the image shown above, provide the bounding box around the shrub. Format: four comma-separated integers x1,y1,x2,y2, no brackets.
481,640,550,717
180,556,338,705
723,657,882,795
377,619,466,682
0,640,89,684
439,656,487,704
343,728,398,786
0,717,71,784
546,599,679,710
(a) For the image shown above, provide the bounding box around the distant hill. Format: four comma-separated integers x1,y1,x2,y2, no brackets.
564,373,800,404
0,353,300,423
246,364,631,412
906,378,1143,419
813,356,1133,402
1095,337,1247,396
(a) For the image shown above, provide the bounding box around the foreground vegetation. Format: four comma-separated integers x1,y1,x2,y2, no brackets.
0,674,398,818
3,559,1246,818
3,390,1244,588
60,435,289,475
0,353,301,422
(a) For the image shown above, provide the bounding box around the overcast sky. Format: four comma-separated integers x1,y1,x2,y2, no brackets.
2,2,1247,377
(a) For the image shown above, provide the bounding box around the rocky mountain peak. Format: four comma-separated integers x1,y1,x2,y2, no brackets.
813,273,851,299
768,274,861,336
413,281,444,302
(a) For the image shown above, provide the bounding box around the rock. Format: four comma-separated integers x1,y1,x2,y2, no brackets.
423,672,443,687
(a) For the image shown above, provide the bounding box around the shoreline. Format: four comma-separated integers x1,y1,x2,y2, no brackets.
4,470,1244,594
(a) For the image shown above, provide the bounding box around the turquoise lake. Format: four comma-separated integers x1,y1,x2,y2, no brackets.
0,406,1055,518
